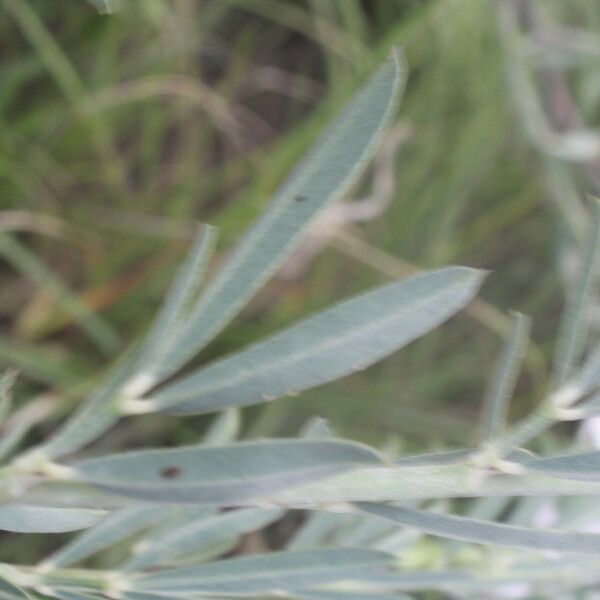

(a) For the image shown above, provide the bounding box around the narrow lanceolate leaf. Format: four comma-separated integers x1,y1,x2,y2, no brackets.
42,507,170,568
259,463,600,507
124,508,283,570
202,408,240,446
357,502,600,554
481,312,530,442
127,549,393,596
553,198,600,387
0,370,17,426
0,506,105,533
131,267,484,416
126,226,217,396
0,423,29,464
556,344,600,407
0,573,31,600
292,592,411,600
526,450,600,481
147,51,406,383
70,439,382,503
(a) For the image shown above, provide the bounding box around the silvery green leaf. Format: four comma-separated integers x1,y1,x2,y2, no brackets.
569,391,600,419
357,502,600,554
0,423,29,464
564,344,600,401
85,0,120,13
149,51,406,382
0,574,31,599
0,370,17,426
71,439,382,503
394,449,473,466
136,267,484,415
481,312,530,441
127,548,393,596
526,450,600,481
202,409,240,446
0,506,105,533
261,463,600,506
297,592,412,600
292,592,411,600
42,506,170,568
123,508,283,570
553,198,600,387
130,226,216,389
287,511,347,550
44,592,104,600
34,349,141,460
130,506,215,555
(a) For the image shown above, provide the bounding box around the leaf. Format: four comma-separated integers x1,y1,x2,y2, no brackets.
480,312,530,442
259,462,600,506
123,508,283,570
394,449,473,466
202,408,240,446
292,592,412,600
357,502,600,554
127,549,393,596
33,351,138,459
0,574,31,599
70,439,382,503
526,450,600,481
0,506,105,533
85,0,120,14
147,50,407,383
125,226,217,397
0,423,29,464
42,506,171,568
131,267,484,416
552,198,600,387
0,370,17,426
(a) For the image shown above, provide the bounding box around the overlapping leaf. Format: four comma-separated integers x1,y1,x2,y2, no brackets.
134,267,484,415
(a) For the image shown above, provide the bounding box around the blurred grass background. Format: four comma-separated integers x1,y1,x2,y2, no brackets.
1,0,600,492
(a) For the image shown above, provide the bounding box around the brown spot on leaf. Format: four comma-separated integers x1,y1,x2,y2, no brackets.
294,195,307,202
160,466,181,479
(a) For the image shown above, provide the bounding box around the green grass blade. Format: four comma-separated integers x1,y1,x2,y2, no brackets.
0,506,105,533
357,502,600,554
553,198,600,387
132,267,484,416
70,439,382,503
151,50,407,382
0,233,119,354
481,312,530,442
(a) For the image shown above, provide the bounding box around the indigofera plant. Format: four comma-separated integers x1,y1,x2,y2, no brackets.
3,48,600,600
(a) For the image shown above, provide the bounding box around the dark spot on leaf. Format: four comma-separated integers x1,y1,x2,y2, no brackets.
294,195,307,202
160,466,181,479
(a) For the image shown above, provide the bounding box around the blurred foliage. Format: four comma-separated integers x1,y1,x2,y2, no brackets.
1,0,600,472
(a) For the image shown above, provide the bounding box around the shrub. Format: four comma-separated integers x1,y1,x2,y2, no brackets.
2,44,600,600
